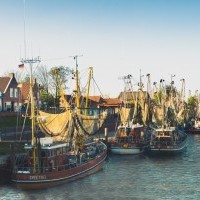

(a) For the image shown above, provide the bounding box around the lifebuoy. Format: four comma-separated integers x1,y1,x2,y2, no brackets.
123,143,129,148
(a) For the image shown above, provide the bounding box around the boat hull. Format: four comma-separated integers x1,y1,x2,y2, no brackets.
149,140,187,154
11,150,107,189
187,128,200,134
0,167,11,184
110,146,144,155
110,143,150,155
0,155,11,184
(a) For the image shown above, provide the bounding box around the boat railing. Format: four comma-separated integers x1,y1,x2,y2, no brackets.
14,160,86,174
115,136,149,144
151,140,182,146
14,148,106,174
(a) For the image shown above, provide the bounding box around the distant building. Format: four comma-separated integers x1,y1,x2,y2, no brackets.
18,79,40,109
62,94,121,114
0,73,20,111
0,73,40,112
118,90,151,104
98,97,121,115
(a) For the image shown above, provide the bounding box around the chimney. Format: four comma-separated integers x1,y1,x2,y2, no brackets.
33,78,37,85
8,73,15,78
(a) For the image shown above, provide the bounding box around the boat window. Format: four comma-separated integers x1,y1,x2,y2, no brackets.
57,148,62,155
63,147,67,153
127,128,131,134
53,149,57,156
124,137,129,143
119,128,126,132
41,150,46,157
28,149,33,157
47,150,52,157
165,132,169,136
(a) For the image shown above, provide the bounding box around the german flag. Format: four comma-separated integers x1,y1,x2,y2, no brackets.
18,63,24,69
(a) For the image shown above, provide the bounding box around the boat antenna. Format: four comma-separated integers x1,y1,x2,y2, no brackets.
180,78,185,102
170,74,176,83
139,69,144,90
69,55,83,108
23,0,27,59
21,57,41,173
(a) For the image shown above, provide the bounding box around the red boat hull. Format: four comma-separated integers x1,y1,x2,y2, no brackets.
12,150,107,189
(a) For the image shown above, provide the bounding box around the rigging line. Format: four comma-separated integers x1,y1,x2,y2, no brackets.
92,77,104,97
42,57,70,61
32,62,41,76
74,113,105,136
19,94,30,142
23,0,26,59
16,92,21,138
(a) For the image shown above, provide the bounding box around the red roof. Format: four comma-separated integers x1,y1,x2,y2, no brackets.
0,77,10,93
98,98,121,107
104,98,121,105
88,96,102,103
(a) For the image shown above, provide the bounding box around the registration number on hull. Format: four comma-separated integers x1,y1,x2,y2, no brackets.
29,175,47,180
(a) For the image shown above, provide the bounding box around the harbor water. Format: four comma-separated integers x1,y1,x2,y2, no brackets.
1,134,200,200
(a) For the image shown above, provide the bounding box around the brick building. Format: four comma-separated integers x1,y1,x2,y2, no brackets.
0,73,20,111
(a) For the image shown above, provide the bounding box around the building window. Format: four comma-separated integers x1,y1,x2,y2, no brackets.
5,102,11,111
14,102,19,112
14,88,18,98
0,99,2,111
10,88,13,97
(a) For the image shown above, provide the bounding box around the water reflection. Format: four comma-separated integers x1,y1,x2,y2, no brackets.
1,134,200,199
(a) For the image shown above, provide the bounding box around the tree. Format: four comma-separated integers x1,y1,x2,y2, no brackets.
40,91,54,110
34,65,49,92
187,96,199,120
34,65,73,110
48,66,73,109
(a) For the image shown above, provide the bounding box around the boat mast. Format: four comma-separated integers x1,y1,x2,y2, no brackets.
146,73,151,98
180,78,185,103
85,67,93,111
121,74,132,125
170,74,175,107
72,55,83,109
160,79,166,129
139,69,143,90
21,57,41,173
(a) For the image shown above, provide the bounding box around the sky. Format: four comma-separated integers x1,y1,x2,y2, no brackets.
0,0,200,97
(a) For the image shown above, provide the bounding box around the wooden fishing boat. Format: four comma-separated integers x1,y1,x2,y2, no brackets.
0,155,11,184
11,138,107,189
110,124,150,155
109,73,152,155
187,118,200,134
149,78,188,154
149,126,187,154
11,57,108,189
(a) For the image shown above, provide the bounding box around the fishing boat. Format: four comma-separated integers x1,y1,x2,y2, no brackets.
149,78,188,154
110,74,151,155
0,155,12,184
185,89,200,134
187,118,200,134
149,126,187,154
12,138,107,189
110,123,150,154
11,57,108,189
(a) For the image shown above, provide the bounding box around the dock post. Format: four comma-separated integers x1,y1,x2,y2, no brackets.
105,127,108,143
